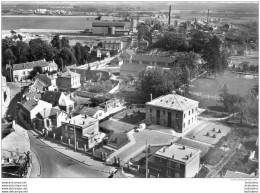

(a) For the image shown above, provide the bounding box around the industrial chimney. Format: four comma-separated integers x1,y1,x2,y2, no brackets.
207,9,209,24
168,6,171,25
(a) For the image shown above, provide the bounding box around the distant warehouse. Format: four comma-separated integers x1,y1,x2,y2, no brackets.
92,21,129,35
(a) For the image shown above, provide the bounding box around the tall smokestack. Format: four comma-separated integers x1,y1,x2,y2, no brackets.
207,9,209,24
168,6,171,25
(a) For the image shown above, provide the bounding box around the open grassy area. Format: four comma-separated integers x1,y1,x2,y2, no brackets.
119,111,146,125
190,71,258,111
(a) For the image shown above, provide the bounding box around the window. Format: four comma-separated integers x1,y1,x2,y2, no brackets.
175,172,180,178
192,118,193,123
189,111,190,115
23,71,26,75
183,123,185,128
192,109,194,114
65,126,68,131
162,111,165,117
99,113,102,117
188,120,190,125
166,169,172,177
175,163,181,169
65,132,68,138
150,108,153,113
71,134,74,140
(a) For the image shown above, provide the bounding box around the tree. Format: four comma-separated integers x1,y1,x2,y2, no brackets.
28,66,43,79
175,51,198,78
189,31,208,53
134,67,176,103
11,41,29,63
137,23,151,43
73,42,89,65
60,37,70,48
2,49,16,81
17,34,23,41
28,38,55,62
153,31,187,51
51,35,61,49
57,47,77,70
202,35,226,77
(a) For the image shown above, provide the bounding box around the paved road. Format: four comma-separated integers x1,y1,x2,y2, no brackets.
27,130,109,178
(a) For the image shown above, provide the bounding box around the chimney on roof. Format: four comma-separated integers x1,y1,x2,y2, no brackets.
190,153,192,157
186,155,189,160
172,154,174,159
83,121,85,125
172,90,176,95
85,114,88,118
183,145,186,150
162,147,166,152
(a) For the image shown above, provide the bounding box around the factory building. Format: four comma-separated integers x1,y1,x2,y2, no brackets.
92,21,126,35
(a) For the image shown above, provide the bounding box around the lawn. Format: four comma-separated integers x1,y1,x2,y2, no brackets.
113,108,146,120
190,71,258,111
119,111,146,125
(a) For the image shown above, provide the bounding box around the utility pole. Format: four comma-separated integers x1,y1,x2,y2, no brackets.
145,139,148,178
74,120,77,152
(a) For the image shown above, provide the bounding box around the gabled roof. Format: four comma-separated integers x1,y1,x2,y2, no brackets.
42,91,62,105
59,70,80,78
22,99,52,111
132,54,176,63
111,56,123,63
59,96,74,106
120,63,147,76
13,60,49,71
24,91,42,99
34,74,53,86
121,49,135,57
146,94,199,111
30,78,48,92
80,107,103,117
48,61,58,68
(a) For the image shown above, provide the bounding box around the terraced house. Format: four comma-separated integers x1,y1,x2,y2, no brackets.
145,94,199,133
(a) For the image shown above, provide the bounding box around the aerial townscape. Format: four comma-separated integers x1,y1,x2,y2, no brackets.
1,1,259,179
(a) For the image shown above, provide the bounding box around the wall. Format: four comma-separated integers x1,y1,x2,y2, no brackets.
182,104,198,132
145,105,183,132
185,153,200,178
31,101,52,120
92,27,108,34
13,69,32,82
57,77,71,90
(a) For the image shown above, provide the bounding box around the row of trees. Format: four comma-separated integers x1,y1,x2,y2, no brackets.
2,35,104,72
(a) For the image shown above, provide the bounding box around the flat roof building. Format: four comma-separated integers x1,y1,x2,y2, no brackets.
148,143,201,178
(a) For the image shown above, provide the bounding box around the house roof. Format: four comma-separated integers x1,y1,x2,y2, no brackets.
36,107,62,119
132,54,176,63
42,91,62,105
59,96,74,106
34,74,53,86
48,61,58,68
111,56,123,63
155,143,200,164
59,70,80,78
146,94,199,111
92,21,125,27
22,99,51,111
24,91,42,99
13,60,49,71
121,49,135,57
79,107,103,117
224,170,255,178
62,114,98,128
120,63,147,76
30,79,48,92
